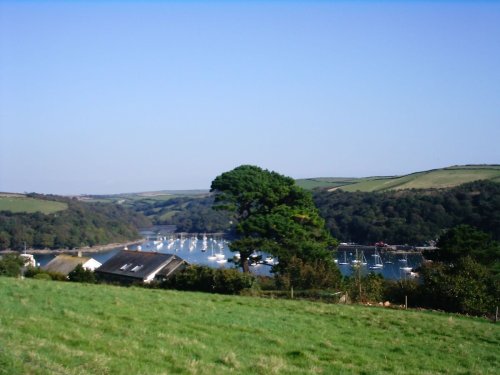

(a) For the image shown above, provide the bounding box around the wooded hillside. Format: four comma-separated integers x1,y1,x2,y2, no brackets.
0,194,150,250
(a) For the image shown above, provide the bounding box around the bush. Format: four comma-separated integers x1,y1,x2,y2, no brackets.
33,273,51,281
68,264,96,283
419,257,498,316
275,256,342,290
345,272,385,303
0,254,25,277
383,279,421,307
24,266,66,281
163,265,255,294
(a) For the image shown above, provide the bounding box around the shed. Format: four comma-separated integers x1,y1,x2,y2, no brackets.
41,254,102,276
95,250,188,284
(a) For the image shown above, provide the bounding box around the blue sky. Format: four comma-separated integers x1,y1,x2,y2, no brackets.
1,1,499,194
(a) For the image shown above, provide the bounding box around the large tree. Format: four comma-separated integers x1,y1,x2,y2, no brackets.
210,165,337,273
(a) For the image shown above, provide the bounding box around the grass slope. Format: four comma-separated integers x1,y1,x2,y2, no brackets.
1,278,498,374
297,165,500,192
0,196,67,214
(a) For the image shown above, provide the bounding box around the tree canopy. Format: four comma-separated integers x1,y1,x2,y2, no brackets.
210,165,336,273
427,225,500,275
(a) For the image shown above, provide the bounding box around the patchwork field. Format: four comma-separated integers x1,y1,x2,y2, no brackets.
0,196,67,214
0,277,498,374
296,165,500,192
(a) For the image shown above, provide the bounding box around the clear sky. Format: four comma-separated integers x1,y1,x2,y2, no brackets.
1,1,499,194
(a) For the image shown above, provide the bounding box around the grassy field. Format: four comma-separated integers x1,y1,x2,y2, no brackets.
297,165,500,192
0,196,67,214
0,277,498,374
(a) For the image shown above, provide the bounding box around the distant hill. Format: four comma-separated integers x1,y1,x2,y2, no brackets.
296,165,500,192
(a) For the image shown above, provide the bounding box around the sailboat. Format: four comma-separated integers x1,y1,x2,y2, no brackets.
369,250,384,269
207,242,217,261
338,251,349,265
400,254,412,273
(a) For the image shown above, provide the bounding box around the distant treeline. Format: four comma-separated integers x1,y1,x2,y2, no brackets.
0,194,151,250
141,180,500,246
313,180,500,245
138,195,234,234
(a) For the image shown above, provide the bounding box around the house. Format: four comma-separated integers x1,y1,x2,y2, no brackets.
95,250,188,284
20,253,36,267
41,254,102,276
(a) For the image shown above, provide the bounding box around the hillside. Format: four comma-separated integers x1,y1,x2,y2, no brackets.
0,277,498,374
0,194,150,250
296,165,500,192
314,180,500,244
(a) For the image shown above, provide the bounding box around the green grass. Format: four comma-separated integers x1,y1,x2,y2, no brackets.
300,165,500,192
158,210,180,221
0,196,67,214
1,277,498,374
295,178,362,190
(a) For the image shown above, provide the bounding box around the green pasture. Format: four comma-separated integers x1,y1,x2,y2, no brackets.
0,277,498,374
336,166,500,192
0,196,67,214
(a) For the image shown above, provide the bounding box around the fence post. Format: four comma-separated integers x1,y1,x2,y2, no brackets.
496,306,498,323
290,286,294,300
405,295,408,310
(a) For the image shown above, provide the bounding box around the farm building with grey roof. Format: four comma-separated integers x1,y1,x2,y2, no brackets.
95,250,187,284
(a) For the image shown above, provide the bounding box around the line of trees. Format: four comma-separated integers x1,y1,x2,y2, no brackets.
313,180,500,245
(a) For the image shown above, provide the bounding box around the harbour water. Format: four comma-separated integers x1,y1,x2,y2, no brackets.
33,236,423,280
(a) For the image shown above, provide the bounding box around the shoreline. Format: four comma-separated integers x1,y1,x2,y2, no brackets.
0,239,144,255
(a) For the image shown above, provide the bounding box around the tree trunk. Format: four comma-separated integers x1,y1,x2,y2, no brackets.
241,255,250,273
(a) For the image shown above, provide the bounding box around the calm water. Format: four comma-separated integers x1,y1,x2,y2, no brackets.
33,237,422,280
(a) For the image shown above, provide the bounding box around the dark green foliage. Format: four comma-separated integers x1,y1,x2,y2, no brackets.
68,264,96,283
211,165,337,273
419,257,498,316
275,256,342,290
162,196,234,232
345,272,385,303
24,267,67,281
163,265,255,294
32,273,51,281
313,180,500,245
0,194,150,250
0,254,25,277
125,194,234,233
383,279,421,307
429,225,500,273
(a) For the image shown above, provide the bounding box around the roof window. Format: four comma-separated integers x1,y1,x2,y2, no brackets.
130,265,144,272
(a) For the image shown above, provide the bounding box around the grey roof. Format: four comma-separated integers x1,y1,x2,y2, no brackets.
156,257,187,278
95,250,185,280
41,255,92,275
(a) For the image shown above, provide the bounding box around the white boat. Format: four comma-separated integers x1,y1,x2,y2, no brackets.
338,251,349,265
216,258,227,264
207,242,216,260
369,250,384,269
264,256,275,265
351,249,367,267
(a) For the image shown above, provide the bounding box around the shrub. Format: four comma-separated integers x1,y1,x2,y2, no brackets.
0,253,25,277
163,265,255,294
419,257,498,316
33,273,51,280
345,272,385,303
68,264,96,283
24,266,66,281
275,256,342,290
